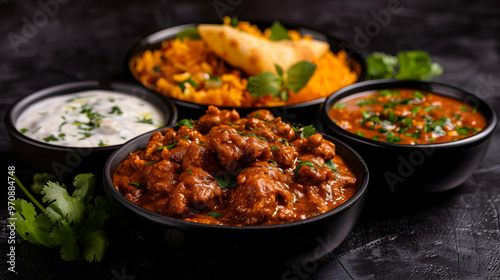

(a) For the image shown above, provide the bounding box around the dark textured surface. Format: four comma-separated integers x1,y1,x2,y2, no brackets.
1,0,499,279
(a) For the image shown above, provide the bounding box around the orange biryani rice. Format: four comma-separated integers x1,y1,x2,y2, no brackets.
130,18,358,107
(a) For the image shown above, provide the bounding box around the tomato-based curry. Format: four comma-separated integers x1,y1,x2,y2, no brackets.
113,106,358,226
329,89,487,145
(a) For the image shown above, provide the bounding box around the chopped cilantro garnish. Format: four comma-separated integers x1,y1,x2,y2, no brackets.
300,125,316,139
108,106,123,115
268,160,278,166
145,161,156,165
215,177,238,189
207,211,223,218
294,159,316,175
178,77,198,92
357,98,380,107
325,159,339,173
237,131,268,142
135,117,153,124
43,135,59,142
176,119,194,129
128,182,141,188
333,103,346,109
20,128,28,134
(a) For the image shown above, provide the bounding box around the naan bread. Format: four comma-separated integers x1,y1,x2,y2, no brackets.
197,24,329,76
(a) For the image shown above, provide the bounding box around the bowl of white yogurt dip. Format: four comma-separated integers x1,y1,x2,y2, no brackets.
5,80,177,183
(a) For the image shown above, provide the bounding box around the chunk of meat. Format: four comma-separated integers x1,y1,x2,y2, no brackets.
231,173,295,225
246,109,275,121
144,160,181,202
269,141,299,169
269,117,296,141
292,133,336,160
197,105,240,134
166,168,222,218
182,142,225,175
208,126,271,170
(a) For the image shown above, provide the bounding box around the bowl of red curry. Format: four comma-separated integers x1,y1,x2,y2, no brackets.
320,79,497,194
103,105,369,267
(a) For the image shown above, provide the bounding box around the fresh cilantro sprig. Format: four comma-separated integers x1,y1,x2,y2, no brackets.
176,119,194,129
366,51,443,81
10,173,110,262
215,176,238,189
247,61,317,101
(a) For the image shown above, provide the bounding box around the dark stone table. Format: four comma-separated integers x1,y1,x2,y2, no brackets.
1,0,499,279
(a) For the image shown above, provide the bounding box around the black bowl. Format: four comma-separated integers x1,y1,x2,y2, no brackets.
126,22,366,124
5,80,177,183
320,79,497,194
103,126,369,269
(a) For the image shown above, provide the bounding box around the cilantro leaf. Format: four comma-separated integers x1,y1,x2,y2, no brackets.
207,211,223,218
215,177,238,189
294,159,316,175
395,51,443,81
51,220,80,261
41,181,86,224
286,60,317,93
72,173,96,206
11,199,54,247
247,72,281,98
366,51,443,81
174,28,201,41
366,52,398,80
300,125,316,138
31,173,56,195
269,21,291,41
176,119,194,129
325,159,339,173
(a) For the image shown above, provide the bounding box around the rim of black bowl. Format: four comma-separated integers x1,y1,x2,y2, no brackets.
321,79,498,150
5,80,178,151
124,21,366,111
104,125,369,231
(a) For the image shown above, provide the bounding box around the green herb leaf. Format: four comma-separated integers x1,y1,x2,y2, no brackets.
108,106,123,115
215,177,238,189
379,89,399,97
286,60,317,93
178,77,198,92
247,72,281,98
207,211,223,218
229,17,239,27
20,128,28,134
145,161,156,165
176,119,194,129
128,182,141,188
294,159,316,175
43,135,59,142
333,103,346,109
395,51,443,81
300,124,316,139
269,21,291,41
275,64,284,77
135,117,153,124
325,159,339,173
174,27,201,41
366,52,398,80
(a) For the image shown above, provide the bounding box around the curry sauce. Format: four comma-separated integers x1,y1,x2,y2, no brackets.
113,106,358,226
329,89,487,145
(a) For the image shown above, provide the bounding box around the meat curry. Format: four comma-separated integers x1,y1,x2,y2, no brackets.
113,106,358,226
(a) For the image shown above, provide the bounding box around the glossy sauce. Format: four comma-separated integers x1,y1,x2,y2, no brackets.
329,89,487,145
16,90,165,147
113,106,358,226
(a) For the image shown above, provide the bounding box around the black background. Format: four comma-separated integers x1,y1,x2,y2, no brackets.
1,0,499,279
